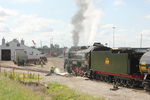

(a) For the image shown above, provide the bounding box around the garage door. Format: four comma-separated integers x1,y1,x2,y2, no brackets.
1,49,11,61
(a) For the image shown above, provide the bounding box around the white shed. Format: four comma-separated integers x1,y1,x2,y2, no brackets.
0,38,42,61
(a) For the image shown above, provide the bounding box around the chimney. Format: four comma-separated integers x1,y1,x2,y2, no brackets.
21,39,24,45
2,37,5,45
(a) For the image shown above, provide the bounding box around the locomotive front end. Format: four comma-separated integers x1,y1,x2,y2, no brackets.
140,51,150,74
140,50,150,91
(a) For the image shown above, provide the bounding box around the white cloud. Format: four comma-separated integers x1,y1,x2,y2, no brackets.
142,30,150,37
2,0,42,3
114,0,126,6
12,15,72,47
94,25,142,47
0,6,72,47
101,24,116,29
14,15,54,33
146,0,150,3
94,0,103,3
144,14,150,19
0,23,11,32
0,6,18,21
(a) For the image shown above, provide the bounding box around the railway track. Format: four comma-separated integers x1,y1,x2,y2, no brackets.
0,66,49,74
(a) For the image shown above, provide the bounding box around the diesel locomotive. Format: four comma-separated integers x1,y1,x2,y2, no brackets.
64,43,150,90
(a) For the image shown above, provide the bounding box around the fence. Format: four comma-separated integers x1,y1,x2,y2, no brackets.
0,66,42,84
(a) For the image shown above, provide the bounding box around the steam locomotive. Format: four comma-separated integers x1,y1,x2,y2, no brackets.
64,43,150,90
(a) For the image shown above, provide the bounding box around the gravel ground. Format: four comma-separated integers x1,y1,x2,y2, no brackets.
1,57,150,100
45,74,150,100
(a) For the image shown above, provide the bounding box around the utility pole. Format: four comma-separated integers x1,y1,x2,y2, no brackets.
49,37,51,55
140,33,142,48
112,26,116,48
40,41,43,53
49,31,53,56
40,41,43,48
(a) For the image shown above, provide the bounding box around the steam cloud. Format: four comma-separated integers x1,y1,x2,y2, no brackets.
72,0,103,46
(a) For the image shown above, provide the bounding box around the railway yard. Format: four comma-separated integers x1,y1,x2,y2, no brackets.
0,57,150,100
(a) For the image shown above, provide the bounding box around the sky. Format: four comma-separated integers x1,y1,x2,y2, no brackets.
0,0,150,48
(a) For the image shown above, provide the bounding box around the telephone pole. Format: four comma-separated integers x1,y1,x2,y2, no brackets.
112,26,116,48
140,34,142,48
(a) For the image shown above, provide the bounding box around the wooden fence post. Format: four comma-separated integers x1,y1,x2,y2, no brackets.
38,74,40,84
23,73,25,83
4,70,7,77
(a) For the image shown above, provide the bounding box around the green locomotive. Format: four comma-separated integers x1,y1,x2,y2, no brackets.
64,43,150,89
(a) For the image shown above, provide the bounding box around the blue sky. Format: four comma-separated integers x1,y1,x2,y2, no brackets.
0,0,150,47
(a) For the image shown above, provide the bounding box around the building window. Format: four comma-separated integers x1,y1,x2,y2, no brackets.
30,52,33,55
17,43,20,47
6,43,9,47
24,51,27,54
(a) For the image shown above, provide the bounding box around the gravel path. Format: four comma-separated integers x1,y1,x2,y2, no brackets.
45,74,150,100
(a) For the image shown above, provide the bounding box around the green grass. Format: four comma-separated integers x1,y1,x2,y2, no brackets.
2,71,43,82
0,71,104,100
46,82,104,100
0,76,47,100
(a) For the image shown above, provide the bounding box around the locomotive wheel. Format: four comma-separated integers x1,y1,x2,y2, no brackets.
99,75,103,81
104,76,109,82
72,67,78,76
95,74,99,80
90,71,94,79
66,64,72,73
120,79,125,86
144,84,150,91
143,81,150,91
123,80,127,87
116,78,121,86
107,76,112,83
126,80,134,88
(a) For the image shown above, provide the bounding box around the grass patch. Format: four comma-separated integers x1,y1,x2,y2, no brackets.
2,70,43,82
0,75,49,100
0,70,104,100
46,82,104,100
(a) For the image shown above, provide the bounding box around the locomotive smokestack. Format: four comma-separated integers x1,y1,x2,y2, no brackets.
72,0,103,46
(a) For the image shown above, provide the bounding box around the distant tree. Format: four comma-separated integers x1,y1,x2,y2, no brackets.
50,44,54,49
43,45,49,48
31,46,35,48
54,44,59,48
